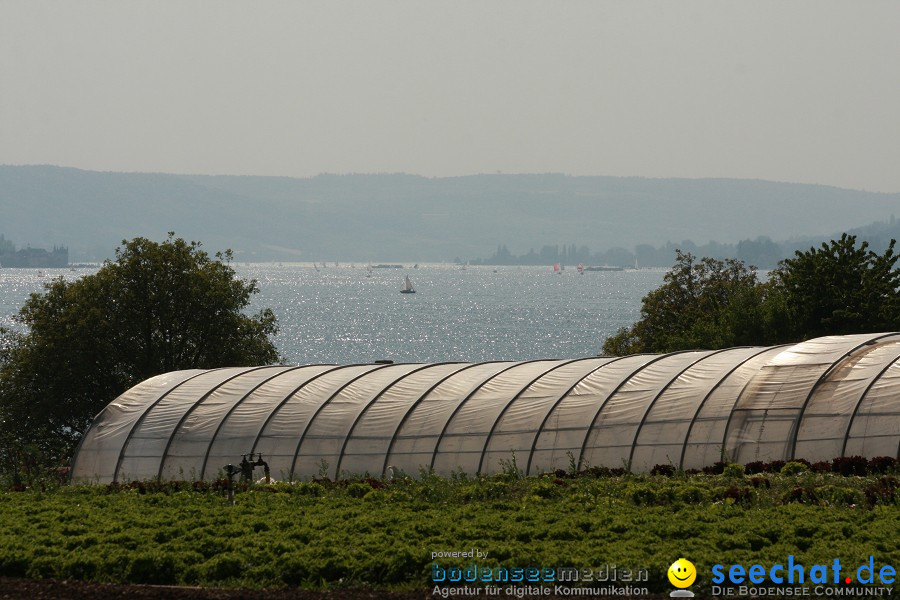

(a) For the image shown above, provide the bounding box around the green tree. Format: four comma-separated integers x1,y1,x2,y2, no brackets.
0,235,280,472
768,233,900,340
602,234,900,356
602,251,769,355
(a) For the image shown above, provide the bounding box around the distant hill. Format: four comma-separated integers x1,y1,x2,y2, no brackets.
1,165,897,262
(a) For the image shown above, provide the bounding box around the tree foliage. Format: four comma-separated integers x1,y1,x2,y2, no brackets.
603,235,900,355
0,235,280,470
769,233,900,339
603,251,768,355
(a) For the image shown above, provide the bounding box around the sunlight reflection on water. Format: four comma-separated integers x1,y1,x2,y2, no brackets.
0,264,664,365
240,264,664,364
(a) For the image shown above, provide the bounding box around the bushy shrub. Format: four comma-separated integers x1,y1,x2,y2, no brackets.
784,486,818,504
0,549,29,577
677,484,709,504
719,486,753,506
346,483,370,498
531,481,562,500
473,481,511,501
650,464,676,477
723,463,746,479
127,552,177,584
295,482,325,497
867,456,897,475
810,461,832,473
863,476,898,507
702,462,727,475
744,461,767,475
362,489,386,502
629,486,658,506
280,553,310,586
580,466,616,478
768,460,786,473
26,556,59,579
203,553,244,582
820,485,863,506
781,461,810,476
749,476,771,489
832,456,868,477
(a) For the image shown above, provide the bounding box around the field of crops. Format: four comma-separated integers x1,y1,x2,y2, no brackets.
0,462,898,596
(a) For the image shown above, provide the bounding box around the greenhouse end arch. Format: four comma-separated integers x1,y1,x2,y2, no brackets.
70,333,900,484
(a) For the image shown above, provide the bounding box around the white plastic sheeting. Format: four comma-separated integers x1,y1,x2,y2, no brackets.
70,333,900,483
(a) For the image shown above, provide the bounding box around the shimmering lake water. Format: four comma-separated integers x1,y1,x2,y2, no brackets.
1,264,665,365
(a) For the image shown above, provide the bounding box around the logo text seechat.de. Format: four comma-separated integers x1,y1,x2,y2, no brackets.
711,555,895,586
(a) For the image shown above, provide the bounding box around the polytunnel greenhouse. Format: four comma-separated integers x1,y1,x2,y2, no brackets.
70,333,900,483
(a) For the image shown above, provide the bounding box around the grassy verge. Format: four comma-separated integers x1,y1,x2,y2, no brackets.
0,469,897,595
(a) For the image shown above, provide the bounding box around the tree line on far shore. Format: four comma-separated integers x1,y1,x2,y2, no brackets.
470,216,899,269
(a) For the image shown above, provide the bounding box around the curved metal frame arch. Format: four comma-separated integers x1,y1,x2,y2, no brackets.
476,358,593,475
626,349,734,469
719,357,783,464
523,355,636,476
576,351,694,471
380,362,500,477
68,430,92,482
198,365,318,479
787,333,899,459
69,370,207,481
288,363,399,480
677,345,787,470
840,352,900,458
110,368,229,483
333,362,459,478
247,365,349,457
156,366,274,480
429,360,545,473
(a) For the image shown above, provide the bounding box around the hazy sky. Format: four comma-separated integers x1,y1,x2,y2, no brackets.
2,1,899,192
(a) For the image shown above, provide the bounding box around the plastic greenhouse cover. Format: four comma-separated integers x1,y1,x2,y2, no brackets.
116,368,258,482
201,365,340,479
483,358,611,475
71,333,900,481
338,362,471,478
71,369,205,483
845,356,900,457
728,333,899,463
630,347,765,472
253,364,387,480
433,360,565,475
387,361,522,476
292,363,426,479
794,340,900,461
530,355,655,473
161,366,294,480
582,351,711,470
680,346,786,470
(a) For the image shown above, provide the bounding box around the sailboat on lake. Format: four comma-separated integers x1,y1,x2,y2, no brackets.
401,274,416,294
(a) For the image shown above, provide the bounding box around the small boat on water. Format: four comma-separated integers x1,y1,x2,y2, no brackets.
401,274,416,294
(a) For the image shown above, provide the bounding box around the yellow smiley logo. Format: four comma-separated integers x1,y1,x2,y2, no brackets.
668,558,696,588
